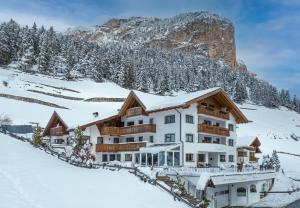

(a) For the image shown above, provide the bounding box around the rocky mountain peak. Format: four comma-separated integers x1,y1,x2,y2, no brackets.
69,11,238,69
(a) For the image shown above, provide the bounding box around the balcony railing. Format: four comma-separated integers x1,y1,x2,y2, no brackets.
50,126,65,136
95,142,147,152
249,156,257,162
198,105,229,120
198,124,230,137
126,107,143,117
100,124,156,136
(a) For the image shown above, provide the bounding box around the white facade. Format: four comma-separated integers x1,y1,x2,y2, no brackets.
83,101,239,168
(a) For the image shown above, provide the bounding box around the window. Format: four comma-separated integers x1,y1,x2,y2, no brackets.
250,185,257,193
165,134,175,143
237,187,247,197
185,115,194,124
238,151,247,157
165,115,175,124
149,136,154,143
228,124,234,131
54,139,64,144
186,154,194,162
109,154,116,161
149,118,154,124
126,137,134,142
203,120,212,125
127,121,134,126
138,136,143,142
228,139,234,146
125,154,132,161
102,154,108,162
215,122,220,127
116,154,121,161
97,137,103,144
220,155,226,162
213,138,220,144
113,138,119,143
214,190,229,196
203,137,212,143
138,120,143,124
186,134,194,142
229,155,234,162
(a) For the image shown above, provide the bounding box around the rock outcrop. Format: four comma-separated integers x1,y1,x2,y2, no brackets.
69,12,238,69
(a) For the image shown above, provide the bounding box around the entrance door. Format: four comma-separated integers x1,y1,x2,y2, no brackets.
197,154,206,167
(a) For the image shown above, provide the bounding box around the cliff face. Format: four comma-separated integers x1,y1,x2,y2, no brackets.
69,12,237,69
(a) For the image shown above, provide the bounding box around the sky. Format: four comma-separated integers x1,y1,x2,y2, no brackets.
0,0,299,97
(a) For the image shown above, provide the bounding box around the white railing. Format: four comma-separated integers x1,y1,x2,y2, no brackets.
160,166,275,177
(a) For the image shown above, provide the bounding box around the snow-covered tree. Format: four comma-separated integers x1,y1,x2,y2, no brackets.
173,174,187,196
70,127,95,165
271,150,281,172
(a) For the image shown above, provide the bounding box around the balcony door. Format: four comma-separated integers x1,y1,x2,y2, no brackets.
197,154,206,167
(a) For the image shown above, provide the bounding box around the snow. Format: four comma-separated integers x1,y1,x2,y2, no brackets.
196,172,211,190
0,67,125,127
253,173,300,207
133,87,220,111
0,133,188,208
238,103,300,177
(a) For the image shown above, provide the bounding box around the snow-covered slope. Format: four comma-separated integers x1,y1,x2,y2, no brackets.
0,67,128,127
1,67,300,176
0,133,188,208
237,103,300,177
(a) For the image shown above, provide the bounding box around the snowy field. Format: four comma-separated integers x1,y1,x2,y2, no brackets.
0,133,187,208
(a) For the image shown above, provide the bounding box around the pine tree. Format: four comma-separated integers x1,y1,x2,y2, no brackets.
233,80,248,103
71,126,85,155
70,127,95,165
271,150,281,172
32,127,42,147
18,27,35,71
38,33,51,73
0,19,20,64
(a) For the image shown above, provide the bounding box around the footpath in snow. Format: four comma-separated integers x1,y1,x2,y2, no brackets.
0,134,187,208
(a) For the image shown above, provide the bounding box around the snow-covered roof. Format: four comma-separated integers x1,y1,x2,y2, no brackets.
196,172,211,190
133,87,221,111
236,136,261,149
236,136,256,148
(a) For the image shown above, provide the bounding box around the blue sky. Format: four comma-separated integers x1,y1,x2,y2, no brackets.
0,0,299,97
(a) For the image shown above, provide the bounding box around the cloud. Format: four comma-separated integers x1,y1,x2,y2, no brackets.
0,9,73,31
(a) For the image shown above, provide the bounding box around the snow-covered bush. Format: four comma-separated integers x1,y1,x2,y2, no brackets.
0,114,12,126
32,127,42,147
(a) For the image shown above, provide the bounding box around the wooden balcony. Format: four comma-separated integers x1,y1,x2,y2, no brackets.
198,124,230,137
100,124,156,136
95,142,147,152
50,126,65,136
249,156,257,162
126,107,143,117
198,105,229,120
